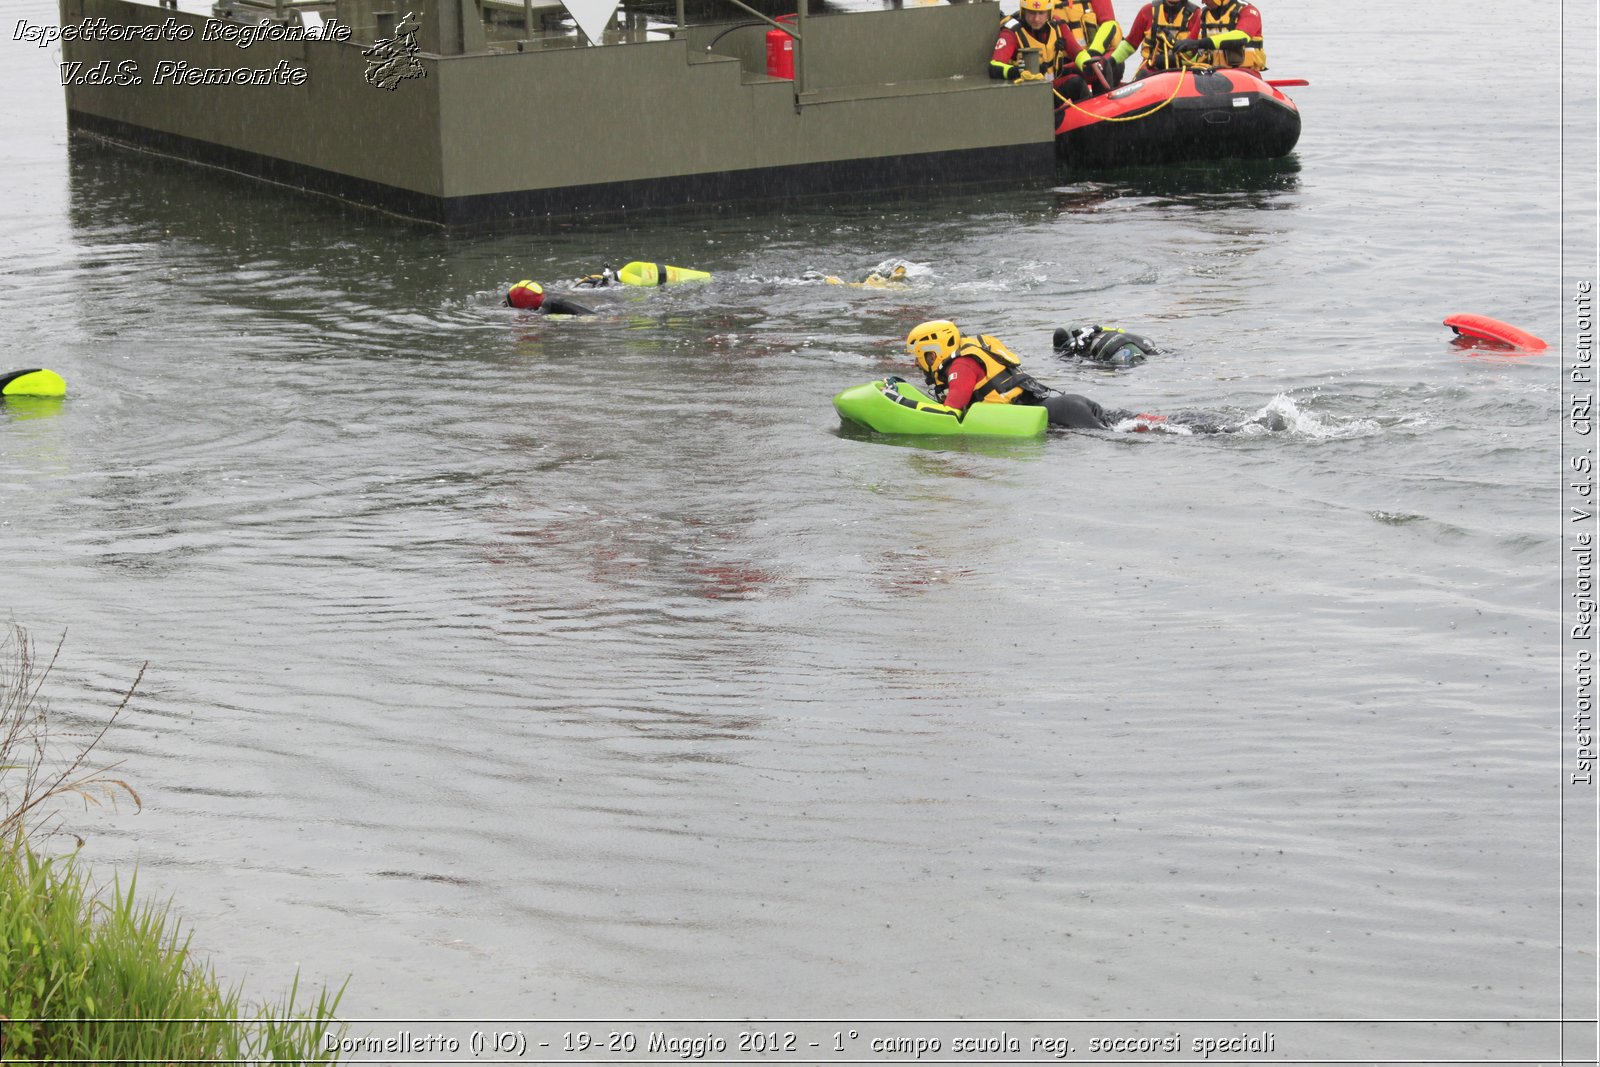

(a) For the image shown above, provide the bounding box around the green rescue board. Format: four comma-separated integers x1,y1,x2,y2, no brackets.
833,379,1047,438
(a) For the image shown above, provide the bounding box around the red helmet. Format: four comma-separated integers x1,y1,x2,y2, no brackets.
507,280,545,309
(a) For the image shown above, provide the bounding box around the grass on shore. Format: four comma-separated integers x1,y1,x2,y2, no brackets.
0,624,347,1063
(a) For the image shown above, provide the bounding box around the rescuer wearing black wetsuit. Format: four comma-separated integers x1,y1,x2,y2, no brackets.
1053,324,1161,366
505,280,596,315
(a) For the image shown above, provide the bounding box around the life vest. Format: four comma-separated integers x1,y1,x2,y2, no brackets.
1200,1,1266,70
996,14,1064,77
1054,0,1121,60
1143,1,1197,71
928,335,1047,405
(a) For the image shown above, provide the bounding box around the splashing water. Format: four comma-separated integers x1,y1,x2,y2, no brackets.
1110,394,1383,439
1235,394,1383,440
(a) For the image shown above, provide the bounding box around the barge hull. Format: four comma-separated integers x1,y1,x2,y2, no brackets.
61,0,1059,226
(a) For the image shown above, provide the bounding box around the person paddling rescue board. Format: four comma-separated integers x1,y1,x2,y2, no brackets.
908,319,1235,432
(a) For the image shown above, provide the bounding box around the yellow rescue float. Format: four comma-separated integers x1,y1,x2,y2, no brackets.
574,262,712,288
1,369,66,397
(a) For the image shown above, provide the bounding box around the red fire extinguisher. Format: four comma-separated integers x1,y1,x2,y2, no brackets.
766,14,796,80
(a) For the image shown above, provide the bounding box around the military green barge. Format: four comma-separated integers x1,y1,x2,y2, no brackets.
58,0,1057,225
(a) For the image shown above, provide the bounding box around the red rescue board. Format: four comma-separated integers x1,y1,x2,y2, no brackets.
1443,314,1548,353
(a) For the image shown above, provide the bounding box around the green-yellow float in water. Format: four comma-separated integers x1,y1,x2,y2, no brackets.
574,262,712,288
617,261,710,286
1,369,66,397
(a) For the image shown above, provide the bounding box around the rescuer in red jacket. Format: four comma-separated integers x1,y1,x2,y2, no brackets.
906,320,1171,431
990,0,1066,84
904,320,1242,433
1053,0,1124,90
1110,0,1199,76
992,0,1111,103
1176,0,1265,70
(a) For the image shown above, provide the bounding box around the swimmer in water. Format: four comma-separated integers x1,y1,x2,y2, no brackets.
506,280,596,316
1053,324,1161,367
803,264,911,289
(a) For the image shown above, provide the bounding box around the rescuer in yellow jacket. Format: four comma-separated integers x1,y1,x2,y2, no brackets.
1053,0,1116,45
908,320,1134,429
994,0,1116,102
990,0,1066,84
1173,0,1266,71
1053,0,1125,89
907,320,1224,432
1110,0,1199,76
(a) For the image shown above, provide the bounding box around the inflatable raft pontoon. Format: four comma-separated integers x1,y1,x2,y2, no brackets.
1056,68,1301,168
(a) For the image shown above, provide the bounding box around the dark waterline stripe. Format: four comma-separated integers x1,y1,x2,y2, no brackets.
65,109,1055,229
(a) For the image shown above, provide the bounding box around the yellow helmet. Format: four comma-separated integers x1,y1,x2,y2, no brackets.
907,320,961,381
1019,0,1052,11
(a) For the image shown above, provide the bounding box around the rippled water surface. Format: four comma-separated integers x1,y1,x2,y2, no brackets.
2,0,1596,1055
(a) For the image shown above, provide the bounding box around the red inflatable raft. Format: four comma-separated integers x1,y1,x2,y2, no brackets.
1056,68,1301,168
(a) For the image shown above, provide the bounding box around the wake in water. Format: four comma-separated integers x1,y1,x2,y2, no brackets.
1108,394,1383,439
760,257,934,288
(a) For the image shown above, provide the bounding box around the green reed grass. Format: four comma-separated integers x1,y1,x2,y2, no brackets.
0,625,348,1063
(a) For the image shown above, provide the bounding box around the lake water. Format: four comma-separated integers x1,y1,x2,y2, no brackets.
2,0,1597,1061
